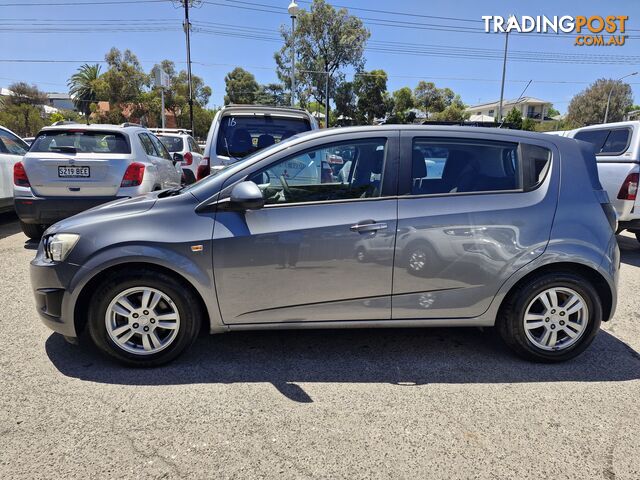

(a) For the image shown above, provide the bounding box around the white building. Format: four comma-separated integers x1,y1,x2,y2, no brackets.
466,97,553,122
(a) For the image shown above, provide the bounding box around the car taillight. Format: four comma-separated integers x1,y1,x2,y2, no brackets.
120,162,145,187
183,152,193,166
197,157,210,181
13,161,30,187
617,173,639,200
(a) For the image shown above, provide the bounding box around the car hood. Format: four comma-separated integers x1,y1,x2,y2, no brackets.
44,193,159,235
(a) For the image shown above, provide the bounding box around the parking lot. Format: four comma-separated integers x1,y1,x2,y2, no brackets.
0,210,638,479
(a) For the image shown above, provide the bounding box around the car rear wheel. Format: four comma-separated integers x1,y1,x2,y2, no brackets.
498,272,602,362
20,221,45,240
87,270,202,366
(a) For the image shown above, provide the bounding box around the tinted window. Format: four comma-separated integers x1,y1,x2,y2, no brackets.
248,139,387,205
158,135,184,153
149,134,172,161
574,128,630,155
31,130,130,154
0,129,28,155
139,133,157,156
602,129,630,154
411,139,521,195
216,115,311,159
521,143,552,189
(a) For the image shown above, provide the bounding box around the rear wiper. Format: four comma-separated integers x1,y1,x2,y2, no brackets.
50,146,77,154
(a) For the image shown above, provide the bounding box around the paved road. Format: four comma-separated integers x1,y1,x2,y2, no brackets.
1,211,639,479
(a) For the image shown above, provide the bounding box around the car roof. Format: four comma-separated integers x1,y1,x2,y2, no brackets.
220,104,314,117
38,123,146,134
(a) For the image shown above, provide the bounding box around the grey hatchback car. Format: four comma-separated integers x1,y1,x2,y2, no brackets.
30,126,619,366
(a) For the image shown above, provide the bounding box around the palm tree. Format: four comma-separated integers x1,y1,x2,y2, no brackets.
68,63,101,124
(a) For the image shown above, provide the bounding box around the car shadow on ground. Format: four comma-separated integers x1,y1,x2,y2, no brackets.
0,212,21,240
618,233,640,267
46,325,640,403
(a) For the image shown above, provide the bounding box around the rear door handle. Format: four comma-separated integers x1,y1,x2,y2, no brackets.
350,221,388,233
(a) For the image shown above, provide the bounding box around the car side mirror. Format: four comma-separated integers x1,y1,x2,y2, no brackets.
173,153,183,164
229,181,265,210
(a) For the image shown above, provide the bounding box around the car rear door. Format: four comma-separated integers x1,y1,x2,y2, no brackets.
392,130,558,319
211,130,400,324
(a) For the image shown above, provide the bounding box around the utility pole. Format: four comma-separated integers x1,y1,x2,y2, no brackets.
182,0,194,135
497,28,510,123
288,1,299,107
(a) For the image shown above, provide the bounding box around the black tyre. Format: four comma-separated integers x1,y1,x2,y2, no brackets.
87,269,202,367
20,221,45,240
497,272,602,362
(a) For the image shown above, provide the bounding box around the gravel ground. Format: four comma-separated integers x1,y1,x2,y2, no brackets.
0,211,639,479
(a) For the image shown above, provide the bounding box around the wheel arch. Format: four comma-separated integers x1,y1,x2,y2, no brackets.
73,262,211,337
498,262,613,322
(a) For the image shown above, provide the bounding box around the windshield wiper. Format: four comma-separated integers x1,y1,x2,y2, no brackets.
157,187,185,198
50,146,77,154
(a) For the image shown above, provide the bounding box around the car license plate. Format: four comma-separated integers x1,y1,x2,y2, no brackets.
58,166,90,178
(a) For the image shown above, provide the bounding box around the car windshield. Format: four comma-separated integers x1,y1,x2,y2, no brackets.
215,114,311,159
158,136,184,153
30,130,131,154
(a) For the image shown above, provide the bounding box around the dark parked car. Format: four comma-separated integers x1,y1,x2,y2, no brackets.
30,126,619,366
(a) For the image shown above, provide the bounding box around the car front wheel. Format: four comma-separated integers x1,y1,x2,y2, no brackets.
88,270,202,366
498,272,602,362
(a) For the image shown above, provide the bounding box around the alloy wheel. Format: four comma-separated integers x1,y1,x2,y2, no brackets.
523,287,588,351
105,286,181,355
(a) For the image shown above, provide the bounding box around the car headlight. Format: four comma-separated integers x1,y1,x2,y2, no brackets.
44,233,80,262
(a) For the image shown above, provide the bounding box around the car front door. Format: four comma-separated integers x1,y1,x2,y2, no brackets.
392,130,558,319
211,131,399,324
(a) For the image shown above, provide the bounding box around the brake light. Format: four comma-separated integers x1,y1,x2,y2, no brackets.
120,162,145,187
617,173,639,200
197,157,210,180
184,152,193,166
13,161,30,187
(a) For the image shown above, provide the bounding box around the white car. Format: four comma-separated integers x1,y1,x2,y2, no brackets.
14,123,182,239
149,128,204,184
201,105,319,178
0,125,29,213
546,121,640,238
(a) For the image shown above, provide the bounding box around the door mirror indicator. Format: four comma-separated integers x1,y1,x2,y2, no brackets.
229,181,265,210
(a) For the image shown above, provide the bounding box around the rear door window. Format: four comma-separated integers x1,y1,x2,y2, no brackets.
216,114,311,159
410,139,521,195
139,133,157,156
149,134,173,161
574,128,631,155
31,131,131,154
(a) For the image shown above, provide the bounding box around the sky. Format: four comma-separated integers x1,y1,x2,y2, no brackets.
2,0,640,114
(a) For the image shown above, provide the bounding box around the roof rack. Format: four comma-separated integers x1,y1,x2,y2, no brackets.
120,122,145,128
147,127,192,135
51,120,81,126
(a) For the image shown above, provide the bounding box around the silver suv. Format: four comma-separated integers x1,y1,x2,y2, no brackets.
14,123,182,238
29,126,619,366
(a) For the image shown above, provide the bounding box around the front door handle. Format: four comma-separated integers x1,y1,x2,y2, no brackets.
350,221,388,233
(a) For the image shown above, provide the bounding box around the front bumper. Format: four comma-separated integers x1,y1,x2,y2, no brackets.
30,254,80,338
15,195,127,225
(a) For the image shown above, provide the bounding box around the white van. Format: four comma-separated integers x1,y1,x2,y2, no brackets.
548,121,640,239
200,105,318,179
